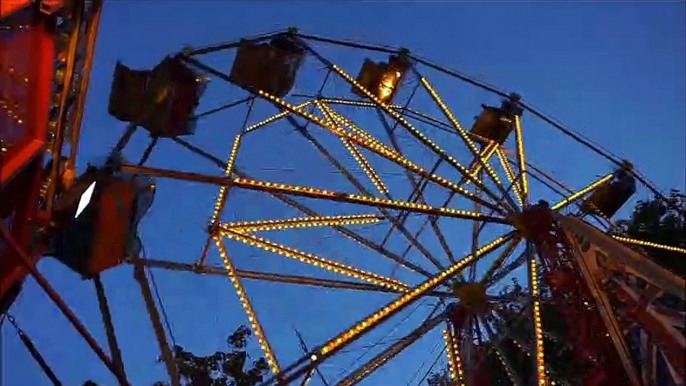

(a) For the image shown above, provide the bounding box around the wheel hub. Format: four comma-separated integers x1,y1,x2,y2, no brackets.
510,200,554,242
454,282,489,314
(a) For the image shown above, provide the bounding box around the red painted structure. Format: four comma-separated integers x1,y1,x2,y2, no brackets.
0,1,33,19
0,5,132,384
1,1,55,312
518,203,632,386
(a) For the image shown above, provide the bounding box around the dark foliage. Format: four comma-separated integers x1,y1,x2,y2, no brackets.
613,190,686,277
82,325,268,386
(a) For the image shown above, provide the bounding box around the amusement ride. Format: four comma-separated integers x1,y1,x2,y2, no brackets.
1,1,684,386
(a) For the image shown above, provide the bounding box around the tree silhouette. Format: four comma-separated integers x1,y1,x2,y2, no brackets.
167,325,269,386
426,368,451,386
81,325,268,386
614,190,685,277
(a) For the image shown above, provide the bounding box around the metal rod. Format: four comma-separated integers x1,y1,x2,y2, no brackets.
470,169,483,282
484,250,527,287
295,32,400,54
186,30,288,56
160,135,436,278
171,137,225,168
120,164,232,186
413,71,519,212
375,105,455,267
7,315,64,386
93,274,127,384
210,97,255,228
260,233,513,386
154,133,436,278
128,257,450,296
295,330,331,386
191,97,251,119
180,56,232,83
334,313,446,386
112,123,138,156
480,238,521,285
0,224,130,386
138,137,158,166
133,264,181,386
408,54,509,99
513,114,529,204
232,170,434,278
68,0,103,166
46,0,86,213
398,145,502,264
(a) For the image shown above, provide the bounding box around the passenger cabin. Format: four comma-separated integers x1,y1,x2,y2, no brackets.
581,164,636,218
352,54,409,104
470,94,524,145
50,164,154,278
108,56,207,137
228,35,306,97
108,62,150,123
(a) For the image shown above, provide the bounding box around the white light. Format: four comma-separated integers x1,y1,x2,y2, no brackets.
75,181,96,219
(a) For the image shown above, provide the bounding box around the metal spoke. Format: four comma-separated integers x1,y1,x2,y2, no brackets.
293,110,444,270
259,233,513,386
251,88,503,212
245,100,314,134
334,313,446,386
613,236,686,254
122,164,511,224
373,108,454,268
294,45,509,213
191,97,252,120
208,97,254,227
550,173,613,211
222,229,410,292
220,214,383,233
395,143,502,267
469,169,484,282
444,323,466,384
233,169,435,278
513,114,529,204
484,250,527,288
418,75,519,212
481,237,522,286
526,244,547,385
214,237,280,373
162,138,433,277
129,257,450,296
496,148,524,207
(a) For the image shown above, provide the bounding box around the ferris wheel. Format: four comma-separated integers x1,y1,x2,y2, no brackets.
1,4,685,386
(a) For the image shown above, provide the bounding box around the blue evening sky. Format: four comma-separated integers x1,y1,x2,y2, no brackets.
2,2,684,386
